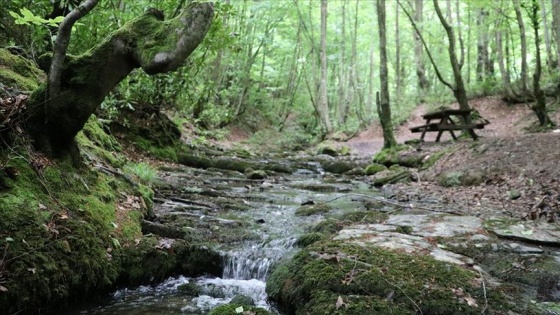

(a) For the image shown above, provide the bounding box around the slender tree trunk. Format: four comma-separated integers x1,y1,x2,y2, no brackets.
552,0,560,68
319,0,332,133
396,3,401,102
433,0,471,112
496,27,515,97
337,0,347,126
528,0,556,126
476,8,491,82
413,0,429,91
541,0,554,68
376,0,397,149
514,0,529,92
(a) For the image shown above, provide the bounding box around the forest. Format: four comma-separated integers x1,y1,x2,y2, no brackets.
1,0,560,314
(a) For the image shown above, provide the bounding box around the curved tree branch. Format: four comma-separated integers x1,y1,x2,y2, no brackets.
397,0,454,90
49,0,100,101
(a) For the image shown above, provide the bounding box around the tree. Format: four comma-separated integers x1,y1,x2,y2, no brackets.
412,0,430,92
552,0,560,68
25,2,214,155
317,0,332,134
526,0,556,126
513,0,529,93
376,0,397,149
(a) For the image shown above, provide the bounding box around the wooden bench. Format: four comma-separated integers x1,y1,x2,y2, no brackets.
409,109,488,142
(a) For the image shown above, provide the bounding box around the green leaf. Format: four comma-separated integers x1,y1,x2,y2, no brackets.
235,306,244,313
5,237,14,242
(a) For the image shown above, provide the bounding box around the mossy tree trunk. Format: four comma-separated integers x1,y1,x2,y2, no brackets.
25,2,214,155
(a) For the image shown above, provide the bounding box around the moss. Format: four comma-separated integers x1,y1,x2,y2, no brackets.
317,144,338,157
0,49,45,91
364,163,388,175
267,241,528,315
178,153,215,169
118,237,222,285
295,203,332,216
321,161,356,174
372,144,408,166
420,148,449,170
178,282,201,296
77,116,125,167
208,304,272,315
295,232,326,247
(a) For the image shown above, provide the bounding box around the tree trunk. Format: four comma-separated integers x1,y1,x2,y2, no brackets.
552,0,560,68
412,0,430,91
514,0,529,92
433,0,471,113
528,0,556,126
337,0,347,127
318,0,332,133
27,2,214,155
541,0,554,68
376,0,397,149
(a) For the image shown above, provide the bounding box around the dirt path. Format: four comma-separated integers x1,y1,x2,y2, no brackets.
347,96,538,156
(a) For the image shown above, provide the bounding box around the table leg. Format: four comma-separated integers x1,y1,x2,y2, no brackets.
420,119,431,141
467,129,478,140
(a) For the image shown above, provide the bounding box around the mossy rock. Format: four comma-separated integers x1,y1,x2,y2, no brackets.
372,169,412,187
295,232,326,247
230,294,255,306
364,163,388,175
339,146,351,156
119,237,222,285
0,48,45,91
208,304,272,315
178,282,201,296
373,145,425,168
177,153,215,169
317,145,339,157
295,203,332,216
246,169,267,180
321,160,358,174
345,167,365,176
214,158,251,173
438,170,484,187
266,241,532,315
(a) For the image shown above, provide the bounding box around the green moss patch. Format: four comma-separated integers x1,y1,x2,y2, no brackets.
0,48,45,91
267,240,533,315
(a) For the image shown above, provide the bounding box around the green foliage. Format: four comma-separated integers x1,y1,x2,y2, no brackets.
124,162,157,185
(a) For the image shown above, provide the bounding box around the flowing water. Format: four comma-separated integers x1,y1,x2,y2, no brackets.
64,158,378,314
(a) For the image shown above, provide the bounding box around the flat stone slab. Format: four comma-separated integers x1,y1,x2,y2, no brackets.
386,214,483,237
485,218,560,246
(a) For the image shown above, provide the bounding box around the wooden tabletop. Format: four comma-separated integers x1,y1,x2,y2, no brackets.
422,109,472,120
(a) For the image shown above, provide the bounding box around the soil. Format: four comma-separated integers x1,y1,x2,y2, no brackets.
347,96,560,220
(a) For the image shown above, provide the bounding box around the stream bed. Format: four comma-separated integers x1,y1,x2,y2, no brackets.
64,152,560,314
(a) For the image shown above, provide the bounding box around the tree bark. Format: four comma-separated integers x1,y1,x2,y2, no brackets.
541,0,554,68
27,2,214,155
318,0,332,133
412,0,430,91
49,0,101,102
552,0,560,68
433,0,471,113
528,0,556,126
376,0,397,149
513,0,529,92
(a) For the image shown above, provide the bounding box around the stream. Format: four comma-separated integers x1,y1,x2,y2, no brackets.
65,154,378,314
63,151,560,314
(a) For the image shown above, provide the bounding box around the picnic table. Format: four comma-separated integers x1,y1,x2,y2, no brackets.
409,109,486,142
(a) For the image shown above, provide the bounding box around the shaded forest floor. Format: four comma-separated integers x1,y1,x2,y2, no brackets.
348,96,560,221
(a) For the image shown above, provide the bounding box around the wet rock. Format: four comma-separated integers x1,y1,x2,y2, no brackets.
246,169,267,180
178,282,201,296
372,168,412,187
321,160,363,174
485,218,560,246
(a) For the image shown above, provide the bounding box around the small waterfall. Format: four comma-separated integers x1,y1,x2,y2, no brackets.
223,255,272,281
